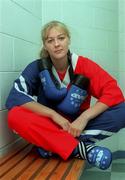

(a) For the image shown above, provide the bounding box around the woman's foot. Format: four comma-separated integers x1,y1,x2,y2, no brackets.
72,141,112,170
36,147,53,158
87,145,112,170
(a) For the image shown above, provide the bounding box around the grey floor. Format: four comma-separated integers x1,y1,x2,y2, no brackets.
80,156,125,180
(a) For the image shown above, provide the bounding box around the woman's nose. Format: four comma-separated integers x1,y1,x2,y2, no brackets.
54,39,60,46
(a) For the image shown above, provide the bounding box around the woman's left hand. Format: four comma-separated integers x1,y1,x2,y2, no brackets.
68,117,89,137
68,102,109,137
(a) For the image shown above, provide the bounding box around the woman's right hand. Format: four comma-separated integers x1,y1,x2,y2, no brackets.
51,111,71,131
22,102,71,131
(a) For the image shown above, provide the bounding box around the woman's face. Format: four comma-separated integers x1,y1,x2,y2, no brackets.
44,27,70,61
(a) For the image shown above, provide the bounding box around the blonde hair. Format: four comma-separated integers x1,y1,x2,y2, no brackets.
39,20,71,59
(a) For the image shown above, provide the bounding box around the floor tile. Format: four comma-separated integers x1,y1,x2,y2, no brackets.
80,171,111,180
112,158,125,164
111,172,125,180
112,163,125,172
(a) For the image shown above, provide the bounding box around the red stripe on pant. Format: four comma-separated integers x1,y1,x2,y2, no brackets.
8,106,78,160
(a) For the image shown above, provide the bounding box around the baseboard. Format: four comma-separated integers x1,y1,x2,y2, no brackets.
112,150,125,159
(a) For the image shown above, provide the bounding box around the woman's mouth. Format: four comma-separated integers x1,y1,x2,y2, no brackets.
54,49,63,54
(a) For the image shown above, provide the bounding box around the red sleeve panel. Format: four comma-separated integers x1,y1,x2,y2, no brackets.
75,56,124,107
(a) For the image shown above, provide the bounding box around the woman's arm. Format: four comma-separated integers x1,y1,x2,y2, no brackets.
68,56,124,137
68,102,109,137
22,101,70,131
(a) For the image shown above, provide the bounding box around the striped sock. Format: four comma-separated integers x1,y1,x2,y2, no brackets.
71,141,94,159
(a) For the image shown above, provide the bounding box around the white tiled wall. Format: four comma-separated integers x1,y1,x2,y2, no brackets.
0,0,42,156
0,0,124,155
119,0,125,95
118,0,125,150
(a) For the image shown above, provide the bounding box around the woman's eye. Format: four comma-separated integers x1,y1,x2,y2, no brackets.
46,36,65,44
59,36,65,40
47,39,53,43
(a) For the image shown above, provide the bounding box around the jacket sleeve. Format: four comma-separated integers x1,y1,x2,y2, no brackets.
78,57,124,107
6,60,40,110
90,68,124,107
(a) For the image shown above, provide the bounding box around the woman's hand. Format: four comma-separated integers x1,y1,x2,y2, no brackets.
68,102,109,137
51,111,71,131
68,117,89,137
22,102,71,131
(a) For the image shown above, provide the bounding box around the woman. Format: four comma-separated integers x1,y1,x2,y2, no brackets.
6,20,125,170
